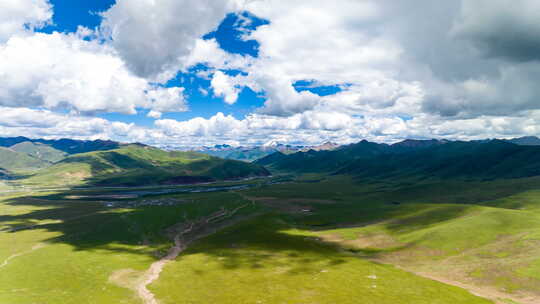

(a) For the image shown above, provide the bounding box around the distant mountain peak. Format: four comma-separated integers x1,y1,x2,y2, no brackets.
392,138,447,148
506,136,540,146
262,140,280,148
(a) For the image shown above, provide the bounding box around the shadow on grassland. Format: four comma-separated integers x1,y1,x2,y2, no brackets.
2,175,540,264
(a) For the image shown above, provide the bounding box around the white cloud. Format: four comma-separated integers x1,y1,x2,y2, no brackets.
0,107,136,140
211,71,241,104
146,87,188,118
186,38,253,71
0,32,148,113
0,32,189,116
3,0,540,147
192,0,410,116
0,0,52,42
100,0,240,81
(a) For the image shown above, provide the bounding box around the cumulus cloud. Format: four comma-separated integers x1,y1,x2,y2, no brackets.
211,71,242,104
0,0,52,42
0,32,189,116
0,32,147,113
3,0,540,147
100,0,240,81
207,0,412,116
146,87,188,118
0,107,136,140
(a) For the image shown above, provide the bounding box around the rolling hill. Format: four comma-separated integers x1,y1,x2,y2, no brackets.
22,144,270,186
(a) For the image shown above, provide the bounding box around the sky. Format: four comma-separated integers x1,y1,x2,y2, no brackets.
1,0,540,148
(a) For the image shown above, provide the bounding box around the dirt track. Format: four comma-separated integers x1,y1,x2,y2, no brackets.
118,203,254,304
136,233,187,304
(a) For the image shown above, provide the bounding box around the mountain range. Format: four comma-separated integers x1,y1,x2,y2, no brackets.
2,135,540,184
256,137,540,180
186,141,340,162
0,137,269,185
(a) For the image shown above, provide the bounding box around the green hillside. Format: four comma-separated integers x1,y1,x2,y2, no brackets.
10,141,67,163
22,145,270,186
0,136,121,154
0,147,50,173
338,140,540,179
255,140,390,172
257,139,540,180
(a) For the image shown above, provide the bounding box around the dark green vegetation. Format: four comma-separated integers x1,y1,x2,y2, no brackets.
257,139,540,179
21,145,269,187
507,136,540,146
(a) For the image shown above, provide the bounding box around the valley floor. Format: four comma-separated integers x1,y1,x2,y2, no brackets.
2,175,540,303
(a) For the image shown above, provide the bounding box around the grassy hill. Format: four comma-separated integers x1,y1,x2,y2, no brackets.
0,147,50,173
22,145,270,186
10,141,67,163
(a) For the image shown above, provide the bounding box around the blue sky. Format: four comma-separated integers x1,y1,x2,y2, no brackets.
40,1,269,126
1,0,539,147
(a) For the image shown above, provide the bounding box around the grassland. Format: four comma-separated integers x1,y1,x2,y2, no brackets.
0,187,260,304
2,175,540,303
237,175,540,303
150,214,490,304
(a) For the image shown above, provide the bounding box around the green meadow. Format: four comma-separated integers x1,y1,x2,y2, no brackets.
2,175,540,303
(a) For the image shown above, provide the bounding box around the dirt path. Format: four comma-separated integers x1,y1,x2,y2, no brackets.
135,231,188,304
0,243,46,269
123,203,255,304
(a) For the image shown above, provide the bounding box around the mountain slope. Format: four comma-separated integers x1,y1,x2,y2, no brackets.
10,141,67,163
200,147,276,162
255,140,396,173
0,147,50,173
338,140,540,179
0,137,121,154
22,145,270,186
257,138,540,180
507,136,540,146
